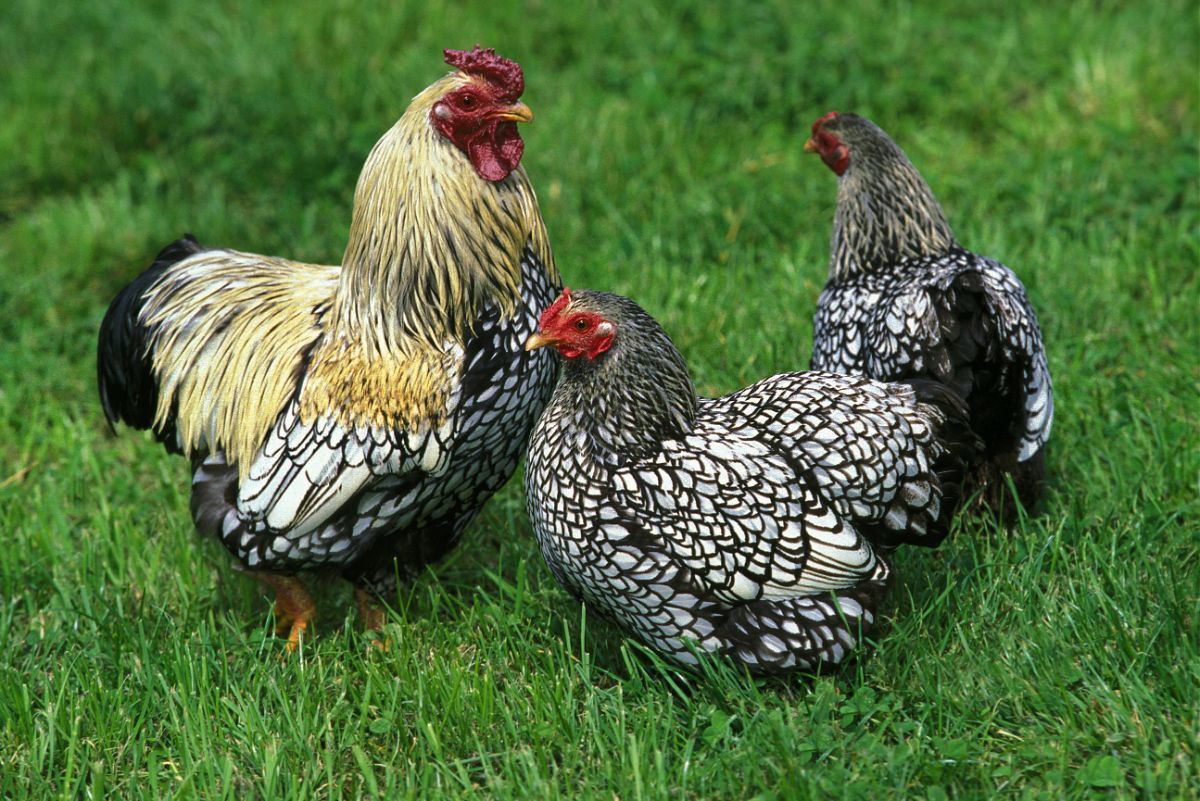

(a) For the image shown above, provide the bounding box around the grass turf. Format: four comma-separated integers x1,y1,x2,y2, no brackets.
0,0,1197,798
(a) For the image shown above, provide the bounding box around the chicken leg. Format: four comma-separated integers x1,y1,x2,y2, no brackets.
254,572,316,652
355,587,391,650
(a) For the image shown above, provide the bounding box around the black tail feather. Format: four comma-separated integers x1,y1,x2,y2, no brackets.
973,445,1046,523
97,234,206,449
902,378,984,534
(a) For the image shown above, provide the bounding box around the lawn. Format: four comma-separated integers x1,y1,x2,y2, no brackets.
0,0,1196,798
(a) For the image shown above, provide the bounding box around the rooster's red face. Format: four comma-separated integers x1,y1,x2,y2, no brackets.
433,47,533,182
804,112,850,176
524,289,617,361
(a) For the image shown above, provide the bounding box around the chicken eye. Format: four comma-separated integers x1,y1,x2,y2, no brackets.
573,318,590,332
459,94,477,109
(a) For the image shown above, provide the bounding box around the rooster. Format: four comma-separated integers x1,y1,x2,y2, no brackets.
804,112,1052,515
524,289,978,674
97,47,561,650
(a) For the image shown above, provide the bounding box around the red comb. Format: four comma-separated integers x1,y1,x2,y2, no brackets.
539,288,572,330
812,111,839,136
444,46,524,102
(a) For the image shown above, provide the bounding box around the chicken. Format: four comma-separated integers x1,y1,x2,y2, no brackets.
804,112,1052,515
523,289,979,674
96,47,561,650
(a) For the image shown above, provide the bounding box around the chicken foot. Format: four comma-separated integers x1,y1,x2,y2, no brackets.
254,572,316,652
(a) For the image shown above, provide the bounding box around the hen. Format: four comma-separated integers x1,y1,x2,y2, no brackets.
97,47,561,649
524,290,978,674
805,112,1052,514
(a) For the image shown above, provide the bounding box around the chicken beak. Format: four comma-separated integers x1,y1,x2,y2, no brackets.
496,102,534,123
803,137,818,153
524,332,553,351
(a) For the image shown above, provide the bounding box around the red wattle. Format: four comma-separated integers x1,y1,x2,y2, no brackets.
467,121,524,182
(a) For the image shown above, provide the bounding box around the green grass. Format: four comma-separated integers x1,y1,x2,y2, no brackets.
1,0,1197,798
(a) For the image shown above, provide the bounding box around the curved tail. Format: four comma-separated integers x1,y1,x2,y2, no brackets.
97,235,206,449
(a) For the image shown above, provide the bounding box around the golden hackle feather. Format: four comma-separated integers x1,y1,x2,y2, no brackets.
143,70,556,478
297,340,460,433
333,73,556,353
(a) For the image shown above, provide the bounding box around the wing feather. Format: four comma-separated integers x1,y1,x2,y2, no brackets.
702,372,944,543
862,251,1052,461
609,424,879,603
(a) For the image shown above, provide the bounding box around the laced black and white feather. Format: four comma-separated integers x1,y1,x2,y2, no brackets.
809,113,1052,510
526,291,975,674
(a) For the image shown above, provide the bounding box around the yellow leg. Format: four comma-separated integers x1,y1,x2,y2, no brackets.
355,587,390,650
254,573,316,652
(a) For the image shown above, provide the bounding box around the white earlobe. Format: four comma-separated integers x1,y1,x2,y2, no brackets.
596,322,615,336
434,104,451,120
